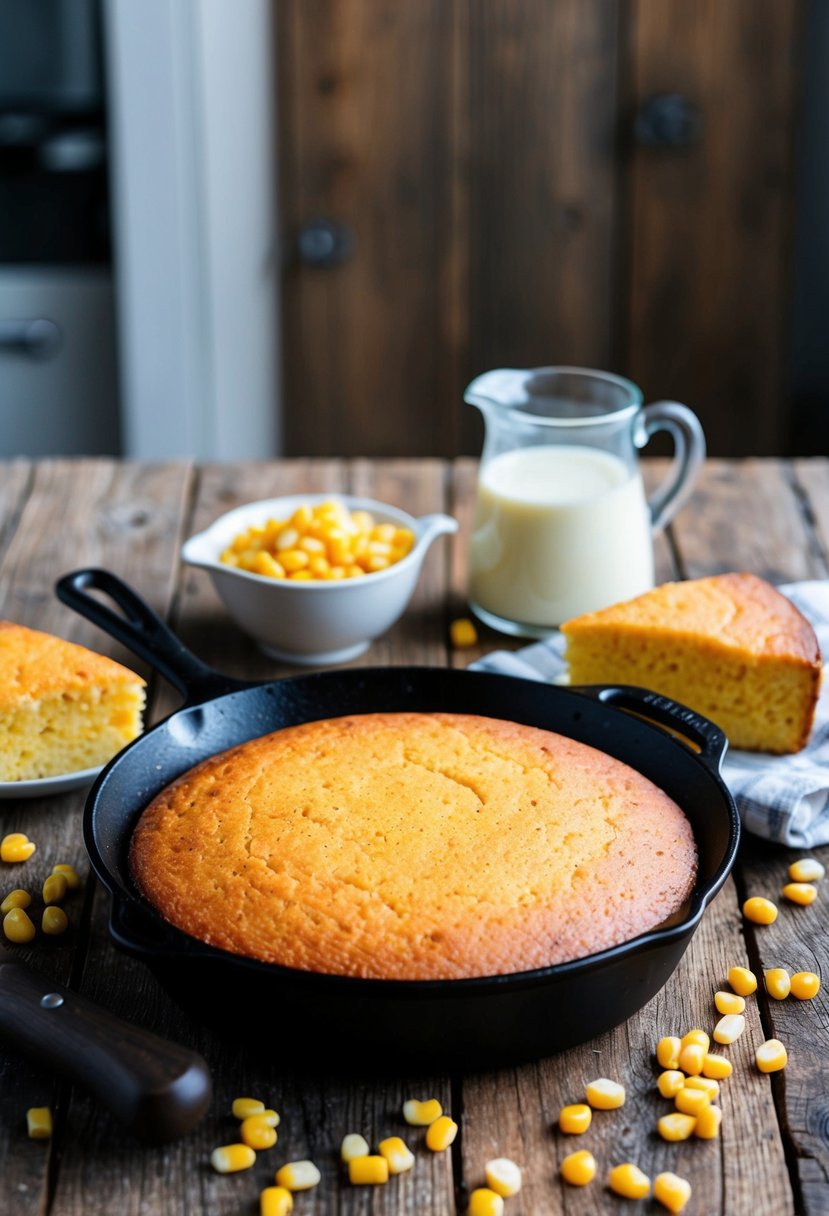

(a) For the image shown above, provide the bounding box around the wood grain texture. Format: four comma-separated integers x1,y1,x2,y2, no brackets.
625,0,803,456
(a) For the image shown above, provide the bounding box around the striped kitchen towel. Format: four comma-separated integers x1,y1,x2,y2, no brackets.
470,581,829,849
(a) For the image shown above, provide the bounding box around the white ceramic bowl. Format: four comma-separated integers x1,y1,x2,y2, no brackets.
182,494,458,665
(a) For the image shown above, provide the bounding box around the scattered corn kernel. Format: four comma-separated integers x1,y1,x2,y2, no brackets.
260,1186,293,1216
608,1163,650,1200
559,1103,592,1134
728,966,758,995
42,873,68,905
3,907,35,942
341,1134,370,1163
674,1087,711,1117
756,1039,788,1073
378,1136,414,1174
790,970,821,1000
467,1188,504,1216
26,1107,52,1140
584,1078,625,1109
0,889,31,914
403,1097,442,1125
348,1155,389,1185
694,1104,723,1139
210,1143,256,1173
677,1042,705,1076
714,990,745,1015
765,968,791,1000
653,1171,692,1213
789,858,825,883
743,897,778,924
425,1115,458,1152
260,1109,280,1127
657,1113,697,1142
657,1071,685,1099
782,882,817,906
560,1149,596,1187
702,1053,733,1080
656,1036,681,1070
484,1157,522,1198
1,833,36,863
41,906,69,936
681,1028,710,1053
713,1013,746,1044
685,1075,719,1100
275,1161,321,1191
450,618,478,649
51,864,81,889
232,1097,265,1119
241,1115,278,1150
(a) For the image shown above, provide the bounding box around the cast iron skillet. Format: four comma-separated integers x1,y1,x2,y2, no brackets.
57,569,740,1070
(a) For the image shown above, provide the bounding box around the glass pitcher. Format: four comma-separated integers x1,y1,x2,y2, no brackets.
466,367,705,636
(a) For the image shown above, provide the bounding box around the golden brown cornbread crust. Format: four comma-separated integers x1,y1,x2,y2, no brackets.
130,712,697,980
0,620,145,705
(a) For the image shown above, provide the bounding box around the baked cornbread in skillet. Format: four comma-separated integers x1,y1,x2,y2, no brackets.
562,573,821,754
130,711,697,980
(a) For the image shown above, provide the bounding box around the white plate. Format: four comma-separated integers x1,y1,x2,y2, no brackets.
0,766,102,800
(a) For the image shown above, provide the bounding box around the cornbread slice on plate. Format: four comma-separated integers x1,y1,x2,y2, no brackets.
0,622,145,780
561,573,821,754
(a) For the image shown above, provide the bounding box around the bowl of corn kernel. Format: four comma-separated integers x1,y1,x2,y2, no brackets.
182,495,458,664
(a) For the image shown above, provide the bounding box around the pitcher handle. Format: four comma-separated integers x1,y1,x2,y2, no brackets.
636,401,706,532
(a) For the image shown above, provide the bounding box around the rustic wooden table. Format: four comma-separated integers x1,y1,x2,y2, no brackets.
0,457,827,1216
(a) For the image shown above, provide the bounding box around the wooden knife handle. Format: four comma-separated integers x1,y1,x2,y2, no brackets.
0,960,212,1142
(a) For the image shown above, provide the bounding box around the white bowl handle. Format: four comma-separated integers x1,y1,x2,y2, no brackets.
416,514,459,549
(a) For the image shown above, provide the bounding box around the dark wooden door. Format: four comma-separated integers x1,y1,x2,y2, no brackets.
278,0,803,458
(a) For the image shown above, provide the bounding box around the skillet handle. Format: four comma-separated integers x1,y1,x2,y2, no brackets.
572,684,729,772
56,568,251,703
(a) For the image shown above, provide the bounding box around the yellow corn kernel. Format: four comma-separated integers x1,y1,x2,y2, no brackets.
714,990,745,1015
681,1028,710,1053
378,1136,414,1175
42,907,69,936
677,1042,704,1076
250,552,286,579
280,549,310,573
308,556,330,576
653,1171,692,1213
484,1157,522,1198
51,864,81,890
260,1186,293,1216
674,1087,711,1117
232,1097,265,1119
713,1013,746,1044
756,1039,788,1073
425,1115,458,1152
364,555,390,573
558,1103,592,1134
210,1143,256,1173
289,570,314,581
0,889,31,914
789,858,825,883
42,873,68,905
694,1104,723,1139
656,1035,681,1070
684,1075,719,1100
348,1155,389,1185
560,1149,596,1187
291,505,314,530
344,564,365,578
26,1107,52,1140
450,618,479,649
350,511,374,532
790,970,821,1000
657,1071,685,1100
298,535,326,555
3,907,35,943
241,1115,278,1150
340,1133,370,1163
328,543,354,567
393,527,415,552
743,896,777,924
326,566,347,580
366,540,392,558
403,1097,442,1125
467,1188,504,1216
765,968,791,1000
372,523,397,543
275,526,300,552
782,882,817,906
702,1053,733,1080
260,1109,280,1127
728,965,757,995
608,1163,651,1200
1,833,36,863
657,1113,697,1142
275,1161,321,1191
584,1078,625,1109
